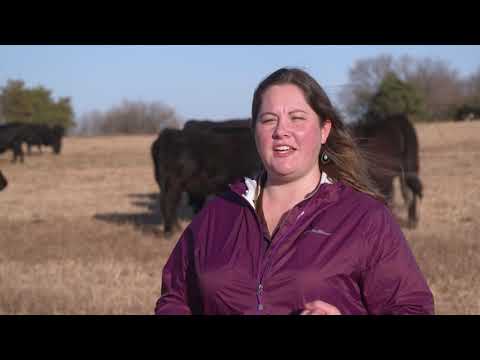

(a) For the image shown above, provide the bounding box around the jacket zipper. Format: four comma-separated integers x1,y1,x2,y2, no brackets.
230,180,329,313
230,190,271,312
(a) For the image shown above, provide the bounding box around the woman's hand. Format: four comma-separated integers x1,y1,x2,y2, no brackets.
300,300,341,315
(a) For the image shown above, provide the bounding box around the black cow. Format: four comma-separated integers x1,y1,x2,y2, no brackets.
16,123,65,155
183,118,250,132
176,118,253,213
0,123,28,163
455,104,480,122
151,124,261,235
0,170,7,191
350,113,423,228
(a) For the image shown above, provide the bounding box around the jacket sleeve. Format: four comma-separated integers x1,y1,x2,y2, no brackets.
154,227,201,315
360,206,435,315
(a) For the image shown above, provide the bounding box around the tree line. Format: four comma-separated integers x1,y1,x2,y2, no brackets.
76,100,181,136
0,80,181,135
0,80,75,129
2,53,479,135
338,54,480,122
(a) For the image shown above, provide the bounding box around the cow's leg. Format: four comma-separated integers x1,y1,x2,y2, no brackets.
400,174,416,228
404,172,423,229
161,184,182,237
159,190,167,228
384,178,394,209
188,193,206,214
11,143,24,164
19,144,24,163
11,146,16,163
407,195,418,229
400,171,413,204
374,175,394,209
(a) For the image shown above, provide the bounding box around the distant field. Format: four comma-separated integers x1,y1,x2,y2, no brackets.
1,121,479,314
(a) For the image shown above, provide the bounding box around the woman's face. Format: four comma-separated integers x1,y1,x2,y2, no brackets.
254,84,331,183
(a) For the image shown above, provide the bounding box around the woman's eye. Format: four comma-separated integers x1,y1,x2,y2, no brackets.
292,117,305,121
262,118,275,124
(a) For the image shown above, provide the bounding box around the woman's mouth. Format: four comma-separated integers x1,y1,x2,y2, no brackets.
273,145,296,156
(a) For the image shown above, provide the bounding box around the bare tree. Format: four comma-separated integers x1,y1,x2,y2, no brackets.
340,54,465,121
75,110,105,136
463,66,480,102
339,54,396,119
74,100,181,136
405,57,464,120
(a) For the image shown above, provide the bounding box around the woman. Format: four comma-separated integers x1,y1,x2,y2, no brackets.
154,67,434,315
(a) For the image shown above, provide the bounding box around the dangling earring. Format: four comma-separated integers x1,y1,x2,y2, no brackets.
321,151,330,165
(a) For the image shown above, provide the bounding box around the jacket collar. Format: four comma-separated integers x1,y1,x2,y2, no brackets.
229,171,341,209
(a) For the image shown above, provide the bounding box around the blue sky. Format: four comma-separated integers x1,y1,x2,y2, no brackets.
1,45,479,124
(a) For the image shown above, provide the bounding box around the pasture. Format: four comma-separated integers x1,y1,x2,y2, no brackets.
1,121,479,314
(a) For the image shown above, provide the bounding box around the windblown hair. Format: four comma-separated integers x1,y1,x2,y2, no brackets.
251,67,385,202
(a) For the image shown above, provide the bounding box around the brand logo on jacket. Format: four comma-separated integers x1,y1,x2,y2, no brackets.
306,228,332,236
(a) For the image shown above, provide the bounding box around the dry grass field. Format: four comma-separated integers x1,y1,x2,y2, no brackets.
1,121,479,314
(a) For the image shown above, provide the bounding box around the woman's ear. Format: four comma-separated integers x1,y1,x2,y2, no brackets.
321,119,332,145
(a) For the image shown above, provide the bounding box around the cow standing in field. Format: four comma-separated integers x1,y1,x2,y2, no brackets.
0,123,28,163
17,123,65,155
151,122,261,235
0,170,7,191
349,113,423,228
1,123,65,162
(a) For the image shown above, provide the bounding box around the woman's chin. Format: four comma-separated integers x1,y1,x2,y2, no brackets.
268,169,298,182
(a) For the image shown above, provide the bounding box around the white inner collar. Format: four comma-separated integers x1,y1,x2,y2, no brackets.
241,172,333,209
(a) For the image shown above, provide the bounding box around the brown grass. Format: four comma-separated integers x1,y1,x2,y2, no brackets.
1,122,479,314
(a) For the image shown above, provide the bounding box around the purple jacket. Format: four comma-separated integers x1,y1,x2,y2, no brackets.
155,175,434,315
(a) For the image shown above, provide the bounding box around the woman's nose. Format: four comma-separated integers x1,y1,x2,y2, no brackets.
272,118,290,138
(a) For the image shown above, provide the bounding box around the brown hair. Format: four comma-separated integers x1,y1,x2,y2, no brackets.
251,67,385,202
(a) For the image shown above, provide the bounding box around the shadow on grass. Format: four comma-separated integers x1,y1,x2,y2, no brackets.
94,192,194,236
94,191,419,237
